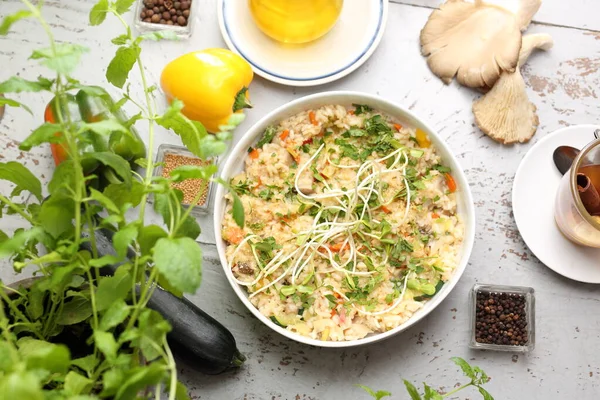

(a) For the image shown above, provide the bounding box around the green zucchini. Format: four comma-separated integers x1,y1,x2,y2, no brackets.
82,227,246,374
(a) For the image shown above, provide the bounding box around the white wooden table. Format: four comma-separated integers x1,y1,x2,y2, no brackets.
2,0,600,398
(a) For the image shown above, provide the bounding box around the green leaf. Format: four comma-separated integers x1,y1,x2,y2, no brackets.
113,224,138,258
156,99,209,158
89,187,120,214
169,164,218,182
0,371,43,400
88,254,121,268
48,160,76,195
103,181,144,209
89,0,109,26
30,44,89,75
256,126,276,149
19,123,62,151
0,228,42,258
451,357,475,380
71,355,99,376
27,287,45,320
153,192,200,240
100,299,130,331
57,297,92,325
139,30,179,41
115,364,165,400
17,338,71,373
115,0,136,13
153,237,202,294
0,10,33,35
0,230,8,243
137,224,167,256
0,342,13,372
100,368,124,397
0,96,32,114
136,309,171,361
82,119,128,136
174,380,191,400
111,34,129,45
84,152,131,186
403,380,423,400
232,191,245,228
106,45,140,89
423,384,443,400
478,387,494,400
64,371,93,395
0,161,42,201
0,76,53,93
95,270,133,311
39,196,74,238
355,384,391,400
94,330,118,362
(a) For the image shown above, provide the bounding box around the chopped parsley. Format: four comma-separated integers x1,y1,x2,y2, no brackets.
352,103,373,115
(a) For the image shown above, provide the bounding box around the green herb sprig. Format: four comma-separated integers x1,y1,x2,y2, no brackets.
357,358,494,400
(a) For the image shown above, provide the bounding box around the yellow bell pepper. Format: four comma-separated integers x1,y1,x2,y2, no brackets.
160,48,254,133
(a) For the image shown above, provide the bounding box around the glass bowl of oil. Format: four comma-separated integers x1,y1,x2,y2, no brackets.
248,0,343,44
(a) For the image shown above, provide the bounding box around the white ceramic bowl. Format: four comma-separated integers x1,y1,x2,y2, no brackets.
213,91,476,348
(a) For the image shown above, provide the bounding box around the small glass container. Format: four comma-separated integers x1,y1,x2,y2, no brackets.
134,0,197,39
469,284,535,353
153,144,216,215
554,137,600,248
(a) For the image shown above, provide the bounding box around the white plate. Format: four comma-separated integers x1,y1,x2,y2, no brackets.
513,125,600,283
213,91,476,347
217,0,388,86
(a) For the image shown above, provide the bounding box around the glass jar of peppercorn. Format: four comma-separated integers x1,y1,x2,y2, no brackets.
134,0,197,38
469,284,535,352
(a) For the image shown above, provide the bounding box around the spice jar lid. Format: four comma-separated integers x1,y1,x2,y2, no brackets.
152,143,217,216
469,283,536,353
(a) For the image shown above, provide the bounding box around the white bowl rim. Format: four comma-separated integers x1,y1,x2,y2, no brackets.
213,91,476,348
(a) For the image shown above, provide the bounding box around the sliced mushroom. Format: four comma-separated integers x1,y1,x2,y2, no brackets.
473,33,553,144
420,0,522,88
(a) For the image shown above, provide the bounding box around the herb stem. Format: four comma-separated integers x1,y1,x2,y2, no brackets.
0,194,35,224
442,382,473,398
164,341,178,400
0,288,43,340
86,269,99,329
0,290,19,362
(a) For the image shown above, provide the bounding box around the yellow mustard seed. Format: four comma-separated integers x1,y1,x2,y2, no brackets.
162,152,211,206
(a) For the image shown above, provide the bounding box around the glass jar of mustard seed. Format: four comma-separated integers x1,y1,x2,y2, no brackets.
134,0,197,39
469,284,535,353
152,144,216,215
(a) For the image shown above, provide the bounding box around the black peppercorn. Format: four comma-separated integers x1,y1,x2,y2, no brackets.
474,290,529,346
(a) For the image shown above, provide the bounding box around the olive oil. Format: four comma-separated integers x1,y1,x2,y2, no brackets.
248,0,343,44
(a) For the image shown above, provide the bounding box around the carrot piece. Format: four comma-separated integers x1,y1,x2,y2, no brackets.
381,205,391,214
333,292,341,299
329,243,350,252
309,111,318,126
223,226,244,245
280,129,289,141
348,110,355,115
393,123,403,131
445,173,457,193
431,212,439,219
249,148,260,159
331,309,337,318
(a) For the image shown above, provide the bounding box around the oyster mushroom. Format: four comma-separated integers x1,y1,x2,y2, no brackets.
420,0,522,88
516,0,542,31
472,33,553,144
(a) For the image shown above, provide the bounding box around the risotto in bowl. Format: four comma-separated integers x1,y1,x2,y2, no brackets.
214,92,475,347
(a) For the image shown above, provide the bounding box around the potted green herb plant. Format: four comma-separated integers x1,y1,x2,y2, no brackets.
0,1,245,399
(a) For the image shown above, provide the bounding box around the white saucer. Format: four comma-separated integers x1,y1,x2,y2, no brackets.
513,125,600,283
217,0,388,87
